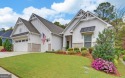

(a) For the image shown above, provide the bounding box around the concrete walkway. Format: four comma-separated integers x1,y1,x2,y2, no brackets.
0,52,30,58
0,67,18,78
120,58,125,65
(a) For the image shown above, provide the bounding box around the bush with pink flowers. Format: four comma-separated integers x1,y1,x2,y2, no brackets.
92,58,117,74
1,48,7,52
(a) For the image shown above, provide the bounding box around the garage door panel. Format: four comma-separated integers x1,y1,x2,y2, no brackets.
14,42,28,52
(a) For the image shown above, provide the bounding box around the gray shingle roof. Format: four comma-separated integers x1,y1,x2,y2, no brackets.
1,30,13,38
20,18,40,34
80,26,95,33
0,31,5,36
33,14,64,35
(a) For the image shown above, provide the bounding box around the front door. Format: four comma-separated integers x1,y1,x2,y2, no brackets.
84,34,92,48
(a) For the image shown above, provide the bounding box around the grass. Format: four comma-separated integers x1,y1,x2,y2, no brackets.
0,53,125,78
0,46,3,51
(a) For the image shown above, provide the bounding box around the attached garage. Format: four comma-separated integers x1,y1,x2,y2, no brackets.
13,39,28,52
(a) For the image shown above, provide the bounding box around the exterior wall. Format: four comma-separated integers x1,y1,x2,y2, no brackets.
13,24,29,35
63,18,79,48
28,33,42,52
30,18,52,52
72,18,108,47
52,34,62,51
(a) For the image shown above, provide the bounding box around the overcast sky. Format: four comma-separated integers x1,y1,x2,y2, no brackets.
0,0,125,29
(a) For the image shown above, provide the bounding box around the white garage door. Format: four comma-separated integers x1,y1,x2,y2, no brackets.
14,41,28,52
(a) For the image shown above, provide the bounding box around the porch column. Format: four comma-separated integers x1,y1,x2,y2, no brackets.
63,35,66,50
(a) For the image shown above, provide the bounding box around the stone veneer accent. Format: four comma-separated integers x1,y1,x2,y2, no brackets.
72,43,83,48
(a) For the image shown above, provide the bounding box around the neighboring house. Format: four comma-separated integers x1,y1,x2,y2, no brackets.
61,9,112,50
0,30,13,43
11,14,64,52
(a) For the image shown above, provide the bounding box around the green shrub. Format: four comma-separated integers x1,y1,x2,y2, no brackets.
123,55,125,61
114,55,119,60
92,29,115,62
81,47,87,51
74,47,80,53
88,47,94,54
113,59,118,66
3,39,12,51
81,50,89,56
0,37,2,46
121,50,125,55
67,51,76,55
68,48,73,51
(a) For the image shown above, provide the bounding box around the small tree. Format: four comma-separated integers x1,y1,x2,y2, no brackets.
0,37,2,46
3,39,12,51
92,29,115,62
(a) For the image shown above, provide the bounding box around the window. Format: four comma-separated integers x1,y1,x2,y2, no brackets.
25,39,28,42
18,40,21,42
84,34,92,48
15,41,18,43
22,40,25,42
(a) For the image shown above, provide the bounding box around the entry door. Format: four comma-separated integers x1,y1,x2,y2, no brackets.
84,34,92,48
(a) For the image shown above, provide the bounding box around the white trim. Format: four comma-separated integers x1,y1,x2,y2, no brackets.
61,9,86,34
11,18,30,37
30,13,52,34
70,11,113,32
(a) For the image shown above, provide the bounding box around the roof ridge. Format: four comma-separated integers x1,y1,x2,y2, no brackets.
33,13,64,29
33,13,64,35
19,17,40,34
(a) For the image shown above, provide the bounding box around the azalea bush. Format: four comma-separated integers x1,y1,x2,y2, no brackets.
88,47,94,54
74,47,80,53
81,50,89,56
81,47,87,51
92,58,116,74
1,48,7,52
68,48,73,51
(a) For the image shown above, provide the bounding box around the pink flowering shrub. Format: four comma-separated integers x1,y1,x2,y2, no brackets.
1,48,7,52
92,58,117,74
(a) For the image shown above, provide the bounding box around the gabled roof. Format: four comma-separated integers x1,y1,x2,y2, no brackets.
32,14,64,35
61,9,86,34
62,10,112,33
0,31,5,36
20,18,40,34
1,30,13,38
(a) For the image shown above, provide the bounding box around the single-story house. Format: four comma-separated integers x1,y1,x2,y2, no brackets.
0,30,13,43
61,9,112,49
11,14,63,52
11,9,112,52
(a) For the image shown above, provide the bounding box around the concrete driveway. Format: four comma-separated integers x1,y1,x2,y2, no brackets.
0,52,30,58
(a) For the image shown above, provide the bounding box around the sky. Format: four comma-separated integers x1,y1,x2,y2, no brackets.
0,0,125,29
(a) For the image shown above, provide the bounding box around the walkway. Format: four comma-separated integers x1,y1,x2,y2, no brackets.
0,67,18,78
0,52,30,58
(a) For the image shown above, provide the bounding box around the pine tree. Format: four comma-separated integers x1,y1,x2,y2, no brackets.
3,39,12,51
0,37,2,46
92,29,115,61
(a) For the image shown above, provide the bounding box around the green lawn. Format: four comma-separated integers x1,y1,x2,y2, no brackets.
0,53,125,78
0,46,3,50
